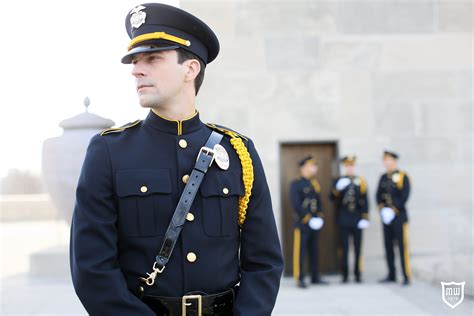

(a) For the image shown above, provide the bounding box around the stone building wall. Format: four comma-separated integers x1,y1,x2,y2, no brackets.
182,0,472,293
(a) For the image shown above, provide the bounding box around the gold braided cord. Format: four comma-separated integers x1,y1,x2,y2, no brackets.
204,123,254,227
229,135,254,227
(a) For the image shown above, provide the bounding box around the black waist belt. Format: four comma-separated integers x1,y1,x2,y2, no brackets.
142,288,235,316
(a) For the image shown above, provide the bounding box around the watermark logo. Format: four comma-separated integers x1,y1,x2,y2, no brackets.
441,281,465,309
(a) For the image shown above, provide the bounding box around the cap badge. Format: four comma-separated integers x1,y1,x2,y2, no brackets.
130,5,147,29
213,144,230,170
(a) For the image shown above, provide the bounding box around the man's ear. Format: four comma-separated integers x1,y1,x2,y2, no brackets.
184,59,201,83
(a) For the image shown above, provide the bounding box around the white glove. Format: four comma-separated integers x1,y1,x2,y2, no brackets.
357,219,370,229
381,207,395,225
336,177,351,191
308,217,324,230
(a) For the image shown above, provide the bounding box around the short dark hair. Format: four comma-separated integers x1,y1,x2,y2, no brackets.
176,49,206,95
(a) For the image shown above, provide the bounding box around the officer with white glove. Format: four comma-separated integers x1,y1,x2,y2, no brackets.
330,155,369,283
290,156,328,288
376,150,412,285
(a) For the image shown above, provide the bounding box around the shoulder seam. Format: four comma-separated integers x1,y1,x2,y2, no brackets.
205,123,248,141
100,119,141,136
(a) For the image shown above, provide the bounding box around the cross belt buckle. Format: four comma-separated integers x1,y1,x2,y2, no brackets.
196,146,215,167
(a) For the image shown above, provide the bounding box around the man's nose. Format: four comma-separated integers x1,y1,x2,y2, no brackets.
131,61,146,77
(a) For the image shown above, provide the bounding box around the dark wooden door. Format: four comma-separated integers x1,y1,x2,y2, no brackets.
280,142,339,276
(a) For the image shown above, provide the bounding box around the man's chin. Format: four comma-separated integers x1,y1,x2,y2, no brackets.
138,96,162,109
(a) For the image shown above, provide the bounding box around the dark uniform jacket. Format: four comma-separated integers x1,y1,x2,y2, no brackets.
330,176,369,227
70,110,284,316
289,177,323,229
376,170,411,223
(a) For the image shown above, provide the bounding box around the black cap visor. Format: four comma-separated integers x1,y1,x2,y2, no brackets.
121,44,179,64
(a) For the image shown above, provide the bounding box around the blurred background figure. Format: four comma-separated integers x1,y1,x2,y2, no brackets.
330,155,369,284
377,151,412,285
290,156,328,288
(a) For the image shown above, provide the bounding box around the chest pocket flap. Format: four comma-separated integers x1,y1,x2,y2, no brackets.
116,169,172,197
200,170,244,197
115,169,173,237
199,170,244,237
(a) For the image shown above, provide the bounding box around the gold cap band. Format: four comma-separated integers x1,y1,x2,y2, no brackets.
128,31,191,50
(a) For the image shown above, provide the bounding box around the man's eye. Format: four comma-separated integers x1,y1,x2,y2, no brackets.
149,55,161,61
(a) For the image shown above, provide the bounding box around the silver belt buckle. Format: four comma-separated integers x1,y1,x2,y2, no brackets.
197,146,215,167
182,294,202,316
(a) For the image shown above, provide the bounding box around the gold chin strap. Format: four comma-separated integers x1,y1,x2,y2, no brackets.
128,31,191,50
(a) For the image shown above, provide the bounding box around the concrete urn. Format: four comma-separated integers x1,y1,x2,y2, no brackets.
42,98,114,225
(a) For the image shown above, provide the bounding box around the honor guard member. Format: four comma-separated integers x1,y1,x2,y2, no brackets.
376,150,412,285
70,3,284,315
329,155,369,283
290,156,328,288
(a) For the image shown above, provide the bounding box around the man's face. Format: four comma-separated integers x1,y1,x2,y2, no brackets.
131,49,187,108
301,162,318,178
344,164,355,176
383,156,397,172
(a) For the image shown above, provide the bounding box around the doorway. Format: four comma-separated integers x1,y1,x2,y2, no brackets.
280,142,339,276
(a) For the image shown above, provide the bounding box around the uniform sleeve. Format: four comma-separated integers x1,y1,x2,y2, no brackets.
376,175,385,209
315,190,324,217
393,173,411,210
70,135,155,316
234,139,284,316
290,181,311,223
329,179,340,202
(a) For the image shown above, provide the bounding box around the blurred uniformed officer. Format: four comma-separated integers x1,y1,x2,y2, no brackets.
290,156,328,288
70,3,283,315
376,150,412,285
330,155,369,283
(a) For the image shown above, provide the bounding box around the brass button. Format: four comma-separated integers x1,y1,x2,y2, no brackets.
137,286,144,294
182,174,190,184
186,213,195,222
187,252,197,263
222,187,229,195
140,186,148,193
178,139,188,148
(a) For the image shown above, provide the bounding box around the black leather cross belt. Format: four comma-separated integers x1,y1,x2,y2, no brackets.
140,131,224,287
142,288,235,316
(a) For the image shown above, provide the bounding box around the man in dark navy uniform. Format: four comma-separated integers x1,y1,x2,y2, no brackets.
290,156,328,288
70,3,283,315
330,155,369,283
376,150,412,286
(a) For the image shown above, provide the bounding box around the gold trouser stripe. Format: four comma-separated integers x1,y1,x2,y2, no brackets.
293,228,301,280
128,31,191,50
402,223,412,278
358,249,363,273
